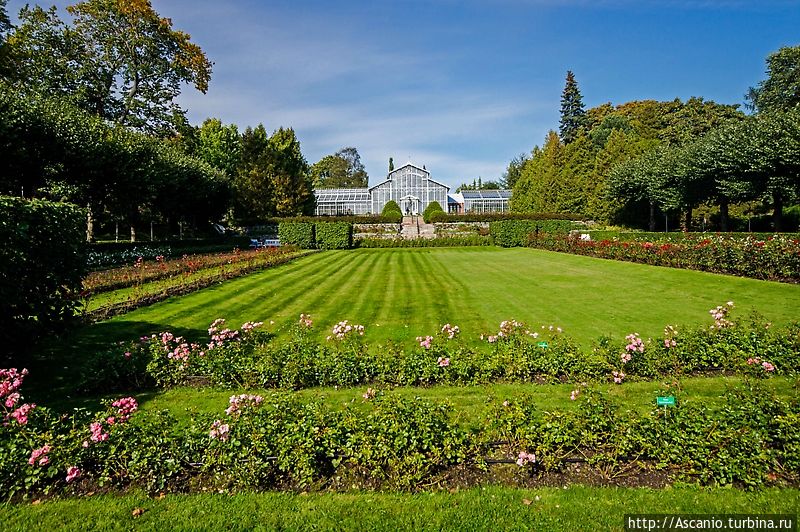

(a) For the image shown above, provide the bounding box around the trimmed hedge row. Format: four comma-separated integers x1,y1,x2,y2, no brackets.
0,197,86,358
429,212,585,223
490,220,579,247
316,222,353,250
355,236,494,248
278,221,354,249
278,222,316,249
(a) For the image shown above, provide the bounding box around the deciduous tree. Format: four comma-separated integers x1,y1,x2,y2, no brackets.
8,0,212,135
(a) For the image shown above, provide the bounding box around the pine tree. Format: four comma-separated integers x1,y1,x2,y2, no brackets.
559,70,587,144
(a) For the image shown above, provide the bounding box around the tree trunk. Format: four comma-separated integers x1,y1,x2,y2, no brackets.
719,199,729,232
85,203,94,243
130,225,136,243
682,207,692,232
773,190,783,232
648,201,656,231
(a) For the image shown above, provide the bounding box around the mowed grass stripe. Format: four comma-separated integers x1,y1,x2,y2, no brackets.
284,251,377,329
339,251,386,328
238,250,372,331
374,250,403,332
123,252,351,327
74,247,800,349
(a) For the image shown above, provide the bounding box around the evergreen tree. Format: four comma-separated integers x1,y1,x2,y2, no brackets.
269,127,313,216
231,125,272,222
559,70,587,144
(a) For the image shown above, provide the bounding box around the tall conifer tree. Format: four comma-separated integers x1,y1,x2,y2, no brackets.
559,70,587,144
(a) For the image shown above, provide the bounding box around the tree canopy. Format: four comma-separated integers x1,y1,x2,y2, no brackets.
747,45,800,113
7,0,212,136
311,147,369,188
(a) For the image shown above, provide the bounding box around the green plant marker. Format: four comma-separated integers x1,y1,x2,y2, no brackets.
656,396,675,406
537,341,548,348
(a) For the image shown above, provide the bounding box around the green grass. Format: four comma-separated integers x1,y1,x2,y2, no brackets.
2,486,797,531
69,247,800,345
80,376,794,428
29,247,800,397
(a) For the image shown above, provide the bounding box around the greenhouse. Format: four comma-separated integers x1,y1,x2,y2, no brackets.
460,189,512,213
314,162,449,216
314,189,371,216
313,162,512,216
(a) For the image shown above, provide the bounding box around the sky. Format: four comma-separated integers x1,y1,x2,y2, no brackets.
8,0,800,188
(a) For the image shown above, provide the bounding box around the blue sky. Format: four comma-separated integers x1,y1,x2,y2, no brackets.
8,0,800,187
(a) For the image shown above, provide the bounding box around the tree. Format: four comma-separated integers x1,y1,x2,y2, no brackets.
195,118,240,178
0,0,11,75
501,153,528,189
511,131,564,212
747,45,800,113
310,147,368,188
231,124,272,222
269,127,313,216
559,70,587,144
8,0,212,135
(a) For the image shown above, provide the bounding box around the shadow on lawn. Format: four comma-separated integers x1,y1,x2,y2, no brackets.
20,320,203,408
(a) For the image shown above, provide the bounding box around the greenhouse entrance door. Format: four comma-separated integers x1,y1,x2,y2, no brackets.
399,195,420,216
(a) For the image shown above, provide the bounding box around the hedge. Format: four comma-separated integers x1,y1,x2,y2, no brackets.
0,196,86,358
429,212,585,223
278,222,315,249
87,237,253,269
355,235,494,248
422,201,444,223
315,222,353,250
579,230,800,242
489,219,578,247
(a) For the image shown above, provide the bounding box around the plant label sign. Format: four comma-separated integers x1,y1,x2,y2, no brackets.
537,341,548,348
656,396,675,407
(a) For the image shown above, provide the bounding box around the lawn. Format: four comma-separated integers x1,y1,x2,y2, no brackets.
29,247,800,398
12,247,800,527
67,247,800,348
133,375,796,427
2,486,797,531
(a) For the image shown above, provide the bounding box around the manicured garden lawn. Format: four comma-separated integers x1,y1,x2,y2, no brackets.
3,486,797,531
70,247,800,349
132,376,797,427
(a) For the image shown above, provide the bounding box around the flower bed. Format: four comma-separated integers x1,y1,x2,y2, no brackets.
2,365,798,499
529,234,800,282
84,247,300,294
80,304,798,394
82,248,316,320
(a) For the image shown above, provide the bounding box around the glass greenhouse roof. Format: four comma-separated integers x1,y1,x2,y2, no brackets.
460,190,512,200
315,189,371,202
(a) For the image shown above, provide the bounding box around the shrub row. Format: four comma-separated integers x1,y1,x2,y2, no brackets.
429,212,585,223
278,222,353,249
530,233,800,282
579,231,800,243
81,307,799,394
490,219,579,247
0,197,86,359
87,237,253,269
3,371,797,498
355,236,494,248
